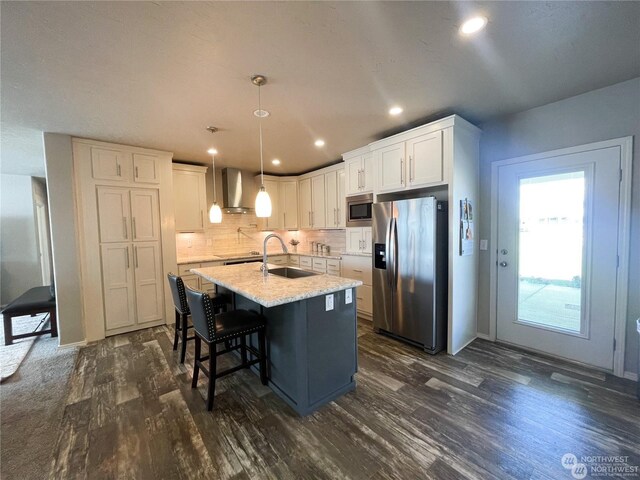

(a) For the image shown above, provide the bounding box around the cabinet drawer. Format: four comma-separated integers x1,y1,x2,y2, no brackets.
356,285,373,315
342,257,372,286
289,256,300,266
327,267,341,277
269,256,288,265
299,256,313,269
327,259,341,276
178,263,200,275
312,258,327,273
201,279,217,294
200,261,222,268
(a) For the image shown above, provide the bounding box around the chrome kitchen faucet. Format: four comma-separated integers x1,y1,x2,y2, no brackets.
261,233,288,276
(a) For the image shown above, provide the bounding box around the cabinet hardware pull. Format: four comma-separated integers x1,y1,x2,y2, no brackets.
334,208,337,225
409,155,413,182
337,208,340,226
308,211,311,226
116,163,121,177
353,269,362,273
283,212,286,228
135,166,139,178
400,158,404,185
123,217,127,239
201,210,204,227
125,248,130,268
134,246,139,268
132,218,137,239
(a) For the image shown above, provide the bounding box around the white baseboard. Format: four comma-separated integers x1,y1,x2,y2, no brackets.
476,332,492,341
57,340,87,349
623,371,638,382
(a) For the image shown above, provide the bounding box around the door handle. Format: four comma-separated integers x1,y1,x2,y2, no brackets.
337,208,340,226
308,211,311,226
125,248,130,269
499,261,508,267
132,218,137,239
134,246,139,268
135,166,139,179
117,163,121,177
123,217,128,239
385,219,393,287
400,158,404,185
409,155,413,182
201,210,204,228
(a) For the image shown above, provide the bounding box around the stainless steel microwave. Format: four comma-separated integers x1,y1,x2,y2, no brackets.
346,193,373,227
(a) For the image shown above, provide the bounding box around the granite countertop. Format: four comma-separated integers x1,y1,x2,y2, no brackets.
177,250,342,265
191,263,362,308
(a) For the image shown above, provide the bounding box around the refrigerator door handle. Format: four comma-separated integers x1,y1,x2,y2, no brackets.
391,217,398,288
386,217,394,287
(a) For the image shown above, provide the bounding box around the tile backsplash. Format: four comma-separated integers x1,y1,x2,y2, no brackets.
176,211,346,259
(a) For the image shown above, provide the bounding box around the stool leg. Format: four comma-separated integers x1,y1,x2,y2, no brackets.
173,310,180,351
192,336,201,388
50,308,58,338
240,335,248,367
3,315,13,346
258,329,268,386
207,345,217,411
180,313,188,363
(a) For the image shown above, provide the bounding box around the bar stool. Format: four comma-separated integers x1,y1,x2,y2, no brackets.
185,286,268,411
167,273,227,363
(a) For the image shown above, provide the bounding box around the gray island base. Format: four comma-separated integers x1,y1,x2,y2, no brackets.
191,263,362,416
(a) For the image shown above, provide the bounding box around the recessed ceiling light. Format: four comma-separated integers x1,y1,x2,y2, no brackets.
389,106,403,116
314,139,325,147
253,109,270,118
460,16,487,35
207,148,218,155
272,159,281,166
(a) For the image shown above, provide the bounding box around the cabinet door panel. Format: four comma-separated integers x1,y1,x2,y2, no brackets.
101,243,136,330
181,275,200,291
130,189,160,241
134,242,163,324
337,169,346,228
263,180,281,230
325,171,338,228
362,153,374,193
356,285,373,315
91,147,130,181
376,143,405,193
362,227,372,254
346,227,363,253
299,178,312,229
345,157,362,195
173,169,206,232
133,154,160,184
408,130,443,187
97,187,131,243
311,175,326,228
281,181,299,229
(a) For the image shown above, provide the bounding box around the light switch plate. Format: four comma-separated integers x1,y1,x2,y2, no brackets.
345,288,353,304
325,294,334,311
480,239,488,251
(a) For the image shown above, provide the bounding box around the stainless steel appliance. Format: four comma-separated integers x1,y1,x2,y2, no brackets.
372,196,447,354
346,193,373,227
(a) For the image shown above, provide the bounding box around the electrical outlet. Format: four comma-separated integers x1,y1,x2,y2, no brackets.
480,239,488,251
345,289,353,304
325,294,334,311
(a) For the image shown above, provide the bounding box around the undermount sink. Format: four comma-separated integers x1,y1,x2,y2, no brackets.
268,267,319,279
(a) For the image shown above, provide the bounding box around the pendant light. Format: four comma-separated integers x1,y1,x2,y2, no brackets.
252,75,272,218
207,148,222,223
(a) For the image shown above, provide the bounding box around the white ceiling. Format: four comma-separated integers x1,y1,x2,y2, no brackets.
2,1,639,177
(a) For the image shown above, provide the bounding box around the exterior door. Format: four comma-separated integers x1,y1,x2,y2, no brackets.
496,147,621,370
100,243,136,330
130,189,159,241
97,187,131,243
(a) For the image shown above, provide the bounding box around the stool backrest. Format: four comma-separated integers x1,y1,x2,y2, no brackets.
167,273,190,315
185,286,216,342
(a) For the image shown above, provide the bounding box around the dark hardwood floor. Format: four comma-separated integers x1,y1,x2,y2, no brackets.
50,320,639,479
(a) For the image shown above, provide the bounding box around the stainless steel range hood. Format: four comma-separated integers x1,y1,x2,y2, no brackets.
221,168,255,214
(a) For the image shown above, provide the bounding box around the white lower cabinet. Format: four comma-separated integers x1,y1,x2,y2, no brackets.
100,243,136,330
342,255,373,317
133,242,164,324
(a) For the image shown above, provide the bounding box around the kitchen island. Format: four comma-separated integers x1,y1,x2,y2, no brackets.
191,262,363,416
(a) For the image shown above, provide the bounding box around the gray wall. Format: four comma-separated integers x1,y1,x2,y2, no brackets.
478,77,640,375
0,174,41,304
43,133,85,345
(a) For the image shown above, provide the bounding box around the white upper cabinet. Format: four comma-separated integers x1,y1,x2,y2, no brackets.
376,143,406,193
311,174,326,229
299,177,312,229
280,180,299,230
262,179,281,230
345,152,374,196
91,147,131,182
337,169,346,228
407,130,444,188
172,164,207,232
346,227,372,254
130,189,160,241
324,168,346,228
133,154,160,184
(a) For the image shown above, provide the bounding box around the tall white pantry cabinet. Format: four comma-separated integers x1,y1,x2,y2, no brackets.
73,138,177,341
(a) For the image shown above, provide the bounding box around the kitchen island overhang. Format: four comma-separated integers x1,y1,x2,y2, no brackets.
191,263,363,416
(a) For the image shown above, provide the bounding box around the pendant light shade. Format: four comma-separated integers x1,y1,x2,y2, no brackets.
252,74,272,218
208,149,222,223
255,186,272,218
209,203,222,223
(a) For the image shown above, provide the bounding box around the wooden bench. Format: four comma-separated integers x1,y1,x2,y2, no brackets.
1,286,57,345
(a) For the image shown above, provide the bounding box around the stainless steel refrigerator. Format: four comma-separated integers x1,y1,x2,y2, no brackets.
372,196,447,354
